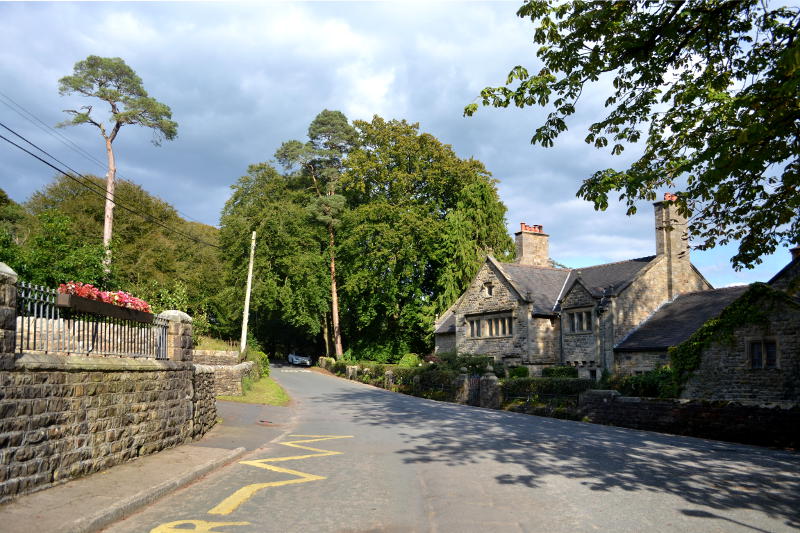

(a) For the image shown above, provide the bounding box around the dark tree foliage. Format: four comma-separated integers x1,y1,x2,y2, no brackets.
466,0,800,269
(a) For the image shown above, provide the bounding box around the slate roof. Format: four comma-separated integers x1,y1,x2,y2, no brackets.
434,310,455,334
565,256,657,298
497,262,570,315
614,285,750,352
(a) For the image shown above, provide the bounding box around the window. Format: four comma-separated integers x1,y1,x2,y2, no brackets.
567,310,592,333
483,282,494,297
750,340,778,369
467,315,513,338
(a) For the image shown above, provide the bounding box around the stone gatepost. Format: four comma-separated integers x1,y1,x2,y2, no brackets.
384,369,395,389
454,367,469,404
158,310,193,362
346,365,359,380
0,263,17,361
480,365,501,409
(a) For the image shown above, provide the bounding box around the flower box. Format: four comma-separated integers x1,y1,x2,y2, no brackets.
56,294,155,324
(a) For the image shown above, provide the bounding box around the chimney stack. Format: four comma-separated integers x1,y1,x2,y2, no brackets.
515,222,549,267
654,193,690,299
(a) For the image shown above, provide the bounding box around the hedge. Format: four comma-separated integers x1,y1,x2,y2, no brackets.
502,377,594,399
542,366,579,378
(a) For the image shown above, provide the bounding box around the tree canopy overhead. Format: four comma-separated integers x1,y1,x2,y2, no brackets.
465,0,800,269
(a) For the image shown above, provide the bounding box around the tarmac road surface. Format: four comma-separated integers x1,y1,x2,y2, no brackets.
103,365,800,533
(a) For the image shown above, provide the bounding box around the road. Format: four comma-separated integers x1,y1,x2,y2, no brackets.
105,365,800,533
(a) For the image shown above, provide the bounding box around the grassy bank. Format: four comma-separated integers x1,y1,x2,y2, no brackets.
218,376,290,406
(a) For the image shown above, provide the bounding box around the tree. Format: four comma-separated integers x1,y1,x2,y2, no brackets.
58,55,178,269
218,163,330,354
275,110,357,359
339,117,513,356
465,1,800,269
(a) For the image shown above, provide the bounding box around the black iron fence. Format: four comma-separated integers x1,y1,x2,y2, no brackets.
15,281,169,359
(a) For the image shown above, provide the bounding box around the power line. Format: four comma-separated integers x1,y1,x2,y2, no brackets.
0,89,209,225
0,124,222,250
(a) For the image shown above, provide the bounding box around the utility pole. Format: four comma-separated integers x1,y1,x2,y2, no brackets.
240,231,256,355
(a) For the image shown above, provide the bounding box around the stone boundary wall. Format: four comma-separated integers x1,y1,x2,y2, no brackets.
0,354,217,503
213,361,259,396
192,350,239,366
580,390,800,449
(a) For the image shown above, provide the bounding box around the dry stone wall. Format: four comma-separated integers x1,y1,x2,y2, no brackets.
213,361,259,396
0,354,216,503
193,350,239,366
580,390,800,448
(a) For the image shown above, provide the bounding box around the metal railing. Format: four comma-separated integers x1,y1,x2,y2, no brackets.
15,281,169,359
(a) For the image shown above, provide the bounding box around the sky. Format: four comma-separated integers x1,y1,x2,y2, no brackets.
0,1,794,288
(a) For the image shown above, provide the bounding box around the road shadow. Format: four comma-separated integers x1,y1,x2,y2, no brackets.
309,385,800,528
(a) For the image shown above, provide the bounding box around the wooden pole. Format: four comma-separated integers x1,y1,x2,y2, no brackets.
240,231,256,355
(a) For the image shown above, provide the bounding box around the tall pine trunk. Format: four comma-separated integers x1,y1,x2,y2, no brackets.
329,225,344,359
102,137,116,272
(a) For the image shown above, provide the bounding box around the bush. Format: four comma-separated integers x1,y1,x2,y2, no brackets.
606,366,679,398
245,349,270,378
397,353,422,368
542,366,579,378
331,360,348,376
508,366,530,378
502,377,594,399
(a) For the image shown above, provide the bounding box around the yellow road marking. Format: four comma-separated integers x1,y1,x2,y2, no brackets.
150,520,250,532
207,434,353,516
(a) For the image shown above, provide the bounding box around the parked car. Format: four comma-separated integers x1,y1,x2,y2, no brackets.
288,353,312,366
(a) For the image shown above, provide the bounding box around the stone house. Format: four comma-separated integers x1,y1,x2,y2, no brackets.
614,249,799,405
434,194,713,379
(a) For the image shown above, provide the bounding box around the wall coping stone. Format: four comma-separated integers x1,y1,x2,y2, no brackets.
158,310,193,323
193,364,216,374
0,262,17,283
14,352,194,372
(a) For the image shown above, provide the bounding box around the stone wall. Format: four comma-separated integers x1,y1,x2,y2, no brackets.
612,257,670,345
580,390,800,449
434,332,456,355
561,282,598,364
615,350,669,375
193,350,239,366
681,299,800,406
213,361,259,396
456,262,528,360
0,354,216,503
525,317,559,365
191,365,217,438
0,264,17,357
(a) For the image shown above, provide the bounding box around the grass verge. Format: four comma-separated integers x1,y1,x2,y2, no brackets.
218,376,290,406
195,335,238,351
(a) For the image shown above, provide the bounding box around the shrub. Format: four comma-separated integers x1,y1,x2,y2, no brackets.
245,349,270,378
542,366,579,378
606,366,679,398
508,366,530,378
331,361,348,376
398,353,422,368
501,377,594,400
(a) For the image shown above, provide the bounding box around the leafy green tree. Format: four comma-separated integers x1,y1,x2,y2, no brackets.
466,1,800,268
58,55,178,268
0,188,27,265
275,110,357,359
22,175,223,313
340,117,513,355
11,210,106,287
219,163,331,354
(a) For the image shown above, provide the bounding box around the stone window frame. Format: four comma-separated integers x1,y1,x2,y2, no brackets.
482,282,494,298
465,311,514,339
747,338,779,369
565,308,593,334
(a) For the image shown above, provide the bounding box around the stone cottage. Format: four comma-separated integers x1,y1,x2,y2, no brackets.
434,193,713,379
614,248,799,405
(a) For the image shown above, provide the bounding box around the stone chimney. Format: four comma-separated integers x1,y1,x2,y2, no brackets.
654,193,690,299
515,223,549,267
